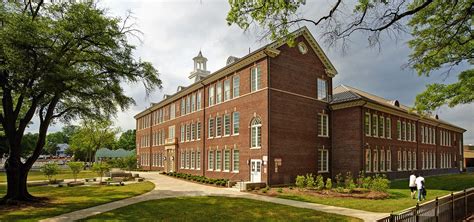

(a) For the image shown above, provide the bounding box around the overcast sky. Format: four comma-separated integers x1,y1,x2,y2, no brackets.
28,0,473,144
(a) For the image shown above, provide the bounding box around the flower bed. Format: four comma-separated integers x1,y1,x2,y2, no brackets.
162,172,229,187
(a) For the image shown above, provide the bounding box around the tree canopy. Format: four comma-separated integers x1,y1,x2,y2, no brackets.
69,120,118,162
115,129,136,151
226,0,473,113
0,1,161,202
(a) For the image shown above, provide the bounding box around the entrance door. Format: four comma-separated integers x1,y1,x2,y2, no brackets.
250,159,262,182
166,149,175,172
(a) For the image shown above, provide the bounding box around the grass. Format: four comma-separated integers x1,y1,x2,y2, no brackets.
82,196,362,222
0,170,99,182
0,181,154,221
276,173,474,213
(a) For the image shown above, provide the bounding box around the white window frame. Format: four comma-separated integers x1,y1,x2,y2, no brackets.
318,113,329,137
250,117,262,149
233,75,240,97
232,112,240,135
317,78,328,101
318,149,329,173
224,79,231,101
365,112,371,136
232,149,239,173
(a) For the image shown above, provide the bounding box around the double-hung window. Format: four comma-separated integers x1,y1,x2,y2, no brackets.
197,91,202,110
215,116,222,137
216,82,222,104
208,86,215,106
208,150,214,170
318,113,329,137
181,99,185,115
224,150,230,171
379,116,385,137
372,114,378,136
317,78,328,101
232,149,240,172
191,94,196,112
251,66,261,92
397,120,402,140
365,149,372,172
224,114,231,136
250,118,262,148
365,113,371,136
318,149,329,172
224,79,231,101
170,104,175,119
233,76,240,97
215,150,222,171
208,118,214,138
197,122,201,140
180,125,185,142
232,112,240,135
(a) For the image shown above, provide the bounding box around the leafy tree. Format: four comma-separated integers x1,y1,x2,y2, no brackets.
227,0,473,113
0,1,161,202
69,120,118,162
115,129,136,151
92,162,110,183
45,131,67,155
67,161,84,182
41,163,60,183
123,155,137,173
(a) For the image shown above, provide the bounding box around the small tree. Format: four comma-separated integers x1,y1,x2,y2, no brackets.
41,163,60,183
123,155,137,173
92,162,110,183
305,174,315,189
325,178,332,190
67,161,84,182
315,174,324,190
295,175,306,189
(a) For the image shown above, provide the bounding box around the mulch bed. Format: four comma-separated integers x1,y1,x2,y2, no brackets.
254,187,389,200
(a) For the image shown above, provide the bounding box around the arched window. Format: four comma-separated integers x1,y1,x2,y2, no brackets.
250,117,262,148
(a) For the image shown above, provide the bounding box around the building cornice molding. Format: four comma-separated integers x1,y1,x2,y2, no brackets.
329,100,366,110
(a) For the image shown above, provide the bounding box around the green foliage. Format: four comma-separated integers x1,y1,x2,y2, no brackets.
305,173,315,189
92,162,110,182
295,175,306,189
20,133,39,158
344,171,356,190
315,174,324,190
277,187,283,193
335,173,344,188
116,129,136,151
67,161,84,182
325,178,332,190
369,174,390,193
165,172,228,187
41,163,60,182
362,176,373,189
123,155,137,172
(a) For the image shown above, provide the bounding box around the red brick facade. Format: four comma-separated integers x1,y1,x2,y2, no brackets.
134,27,465,185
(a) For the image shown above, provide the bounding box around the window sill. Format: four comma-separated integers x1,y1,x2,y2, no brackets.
223,170,230,172
318,135,329,138
223,135,230,137
250,147,261,150
232,171,239,173
318,171,329,173
232,133,240,136
207,169,214,171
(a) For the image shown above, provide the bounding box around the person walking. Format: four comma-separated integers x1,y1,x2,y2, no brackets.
415,174,426,201
409,172,417,199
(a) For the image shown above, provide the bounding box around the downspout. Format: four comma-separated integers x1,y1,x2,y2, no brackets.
200,82,206,177
267,57,271,185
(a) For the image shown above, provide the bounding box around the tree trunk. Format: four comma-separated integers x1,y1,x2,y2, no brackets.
1,157,36,203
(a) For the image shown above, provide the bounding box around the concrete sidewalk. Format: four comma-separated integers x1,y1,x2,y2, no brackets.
40,172,388,222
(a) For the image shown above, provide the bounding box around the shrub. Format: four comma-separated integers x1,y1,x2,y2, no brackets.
362,176,372,189
335,173,344,187
306,174,316,189
295,175,306,189
344,172,356,190
262,186,270,193
41,163,60,183
356,171,365,188
370,174,390,193
325,178,332,190
67,161,84,182
315,174,324,190
92,162,110,183
277,188,283,193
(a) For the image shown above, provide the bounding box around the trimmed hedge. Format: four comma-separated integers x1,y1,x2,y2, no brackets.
162,172,229,187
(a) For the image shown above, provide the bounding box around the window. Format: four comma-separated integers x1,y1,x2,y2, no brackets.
402,121,406,141
196,150,201,170
421,126,425,143
215,116,222,137
208,150,214,170
191,123,195,140
387,150,392,171
224,79,231,101
413,151,416,169
216,82,222,104
208,118,214,138
373,149,378,172
412,123,416,142
408,151,412,170
232,149,239,172
365,113,371,136
191,93,196,112
386,118,391,138
372,114,378,136
250,117,262,148
407,122,412,142
208,86,215,106
403,150,407,170
433,128,436,145
397,150,402,171
186,96,190,114
224,114,231,136
224,150,230,171
196,122,201,140
180,125,185,142
380,150,385,171
197,91,202,110
215,150,221,171
379,116,385,137
170,103,176,119
365,149,372,172
233,112,240,135
186,124,191,141
318,113,329,137
317,78,328,101
180,151,185,169
181,99,185,115
397,120,401,140
251,66,261,92
168,125,175,140
318,149,329,172
186,151,190,169
233,76,240,97
191,151,195,169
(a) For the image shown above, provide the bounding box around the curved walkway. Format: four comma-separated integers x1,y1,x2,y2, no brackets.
40,172,388,222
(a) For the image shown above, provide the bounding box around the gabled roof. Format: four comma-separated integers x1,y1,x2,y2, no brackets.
135,26,336,119
331,85,466,132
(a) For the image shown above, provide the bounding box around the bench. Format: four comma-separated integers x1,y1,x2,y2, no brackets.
84,178,96,182
107,177,125,186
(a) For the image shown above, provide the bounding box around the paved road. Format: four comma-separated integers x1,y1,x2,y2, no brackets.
40,172,388,222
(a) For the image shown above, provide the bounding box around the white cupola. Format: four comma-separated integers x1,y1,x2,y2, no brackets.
189,51,210,82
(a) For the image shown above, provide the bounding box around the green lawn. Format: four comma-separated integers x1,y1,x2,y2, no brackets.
0,181,155,221
0,170,98,182
277,173,474,213
82,196,362,222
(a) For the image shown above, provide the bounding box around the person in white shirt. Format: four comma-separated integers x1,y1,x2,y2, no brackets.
409,172,417,199
415,175,426,201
